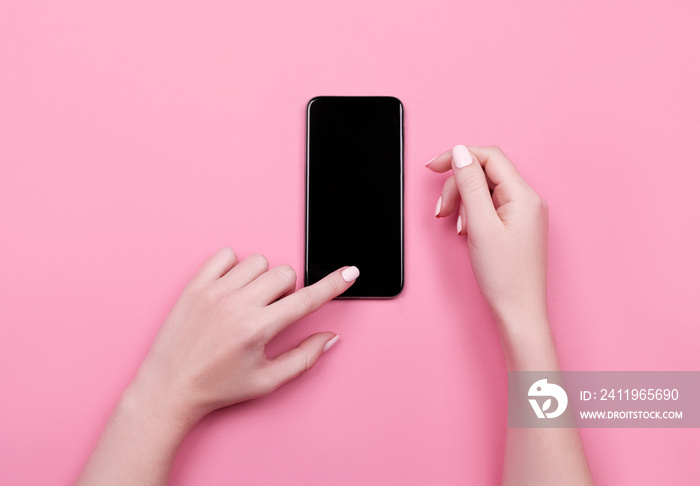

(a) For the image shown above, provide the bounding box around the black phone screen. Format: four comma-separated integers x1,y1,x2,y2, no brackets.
305,96,403,298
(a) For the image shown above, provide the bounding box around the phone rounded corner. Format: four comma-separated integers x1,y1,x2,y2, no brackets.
307,96,322,112
387,96,403,110
385,280,404,299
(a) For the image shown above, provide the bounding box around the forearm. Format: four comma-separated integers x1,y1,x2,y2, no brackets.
496,311,594,486
75,378,196,486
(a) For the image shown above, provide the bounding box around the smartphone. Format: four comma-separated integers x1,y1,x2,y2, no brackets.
305,96,404,298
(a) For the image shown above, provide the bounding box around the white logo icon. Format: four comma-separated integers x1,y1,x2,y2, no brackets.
528,379,568,418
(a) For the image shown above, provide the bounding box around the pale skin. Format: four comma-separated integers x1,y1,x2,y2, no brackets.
428,145,594,485
76,145,593,485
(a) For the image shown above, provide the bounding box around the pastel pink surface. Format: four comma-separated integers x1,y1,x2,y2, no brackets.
1,1,699,484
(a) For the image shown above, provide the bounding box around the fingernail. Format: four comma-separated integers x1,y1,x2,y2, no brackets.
425,155,438,167
323,335,340,353
435,196,442,217
457,215,463,234
452,145,473,168
342,266,360,282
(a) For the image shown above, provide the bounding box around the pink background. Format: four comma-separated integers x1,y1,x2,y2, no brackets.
1,1,699,484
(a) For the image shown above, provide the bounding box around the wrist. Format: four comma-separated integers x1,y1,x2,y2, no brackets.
489,299,549,331
491,307,560,371
121,370,204,441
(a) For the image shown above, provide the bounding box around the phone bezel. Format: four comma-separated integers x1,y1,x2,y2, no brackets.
304,95,404,299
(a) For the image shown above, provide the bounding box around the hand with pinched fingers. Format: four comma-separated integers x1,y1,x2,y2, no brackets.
427,145,549,328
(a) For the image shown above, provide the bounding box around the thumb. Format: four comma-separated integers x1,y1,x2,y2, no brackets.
266,332,339,390
451,145,499,236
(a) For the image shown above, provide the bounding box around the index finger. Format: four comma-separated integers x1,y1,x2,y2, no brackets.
427,145,530,193
425,149,453,173
260,266,359,341
466,145,529,191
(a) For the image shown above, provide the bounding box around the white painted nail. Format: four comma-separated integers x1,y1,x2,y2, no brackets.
457,215,463,234
435,196,442,217
452,145,473,168
323,335,340,353
341,266,360,282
